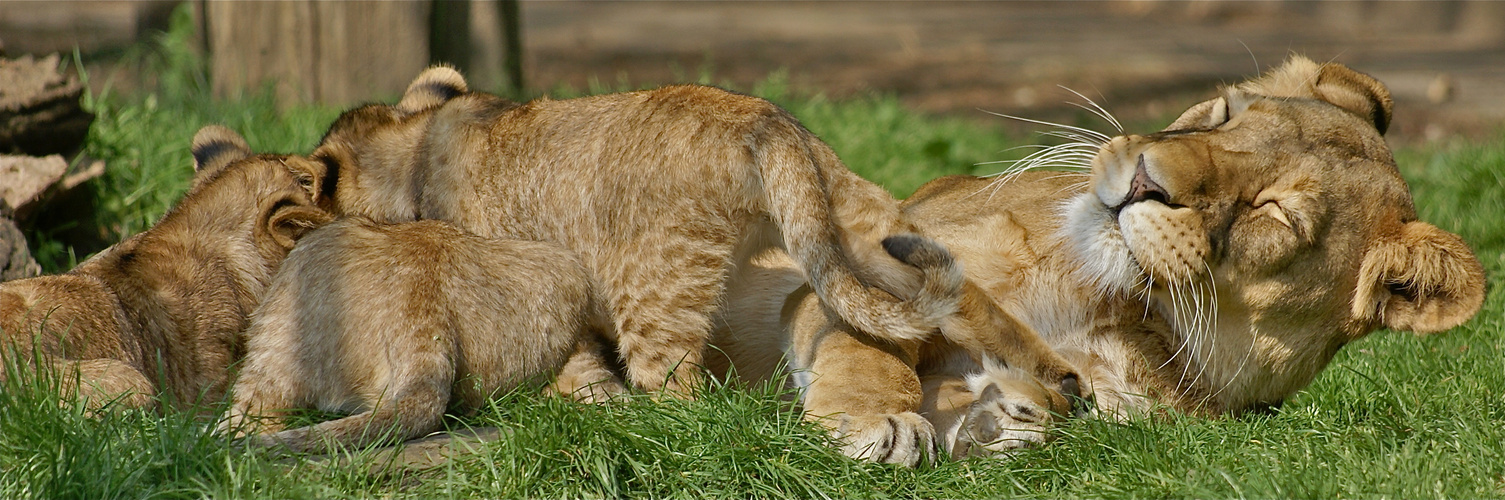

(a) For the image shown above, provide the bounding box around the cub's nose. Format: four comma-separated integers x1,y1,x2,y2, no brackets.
1118,154,1169,210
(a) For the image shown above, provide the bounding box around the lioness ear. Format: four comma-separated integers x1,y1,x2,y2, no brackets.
1165,97,1221,131
396,65,468,114
1242,56,1394,134
1312,62,1394,134
1352,221,1486,334
191,125,252,178
267,204,333,251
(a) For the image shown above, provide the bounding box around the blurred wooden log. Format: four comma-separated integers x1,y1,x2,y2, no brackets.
432,0,524,96
0,54,94,156
204,1,431,107
499,0,523,94
430,0,471,74
0,154,65,215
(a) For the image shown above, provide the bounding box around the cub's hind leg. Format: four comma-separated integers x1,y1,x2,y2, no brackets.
599,230,738,397
57,358,157,411
785,286,936,467
221,300,326,439
548,335,626,403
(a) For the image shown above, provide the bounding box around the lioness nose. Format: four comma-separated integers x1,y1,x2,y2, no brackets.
1123,154,1169,206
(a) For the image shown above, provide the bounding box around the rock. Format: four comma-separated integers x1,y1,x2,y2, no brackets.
0,53,94,156
0,215,40,282
0,154,103,223
1,154,66,214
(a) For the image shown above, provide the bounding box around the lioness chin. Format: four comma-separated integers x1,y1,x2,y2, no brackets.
713,56,1487,463
0,126,330,409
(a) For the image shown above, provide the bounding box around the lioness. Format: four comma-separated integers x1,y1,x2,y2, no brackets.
221,217,623,452
307,68,1076,399
0,126,331,408
713,56,1487,463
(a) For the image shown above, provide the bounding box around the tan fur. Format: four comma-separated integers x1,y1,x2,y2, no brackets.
309,69,995,397
0,126,331,409
713,235,1081,466
718,56,1486,463
222,217,622,452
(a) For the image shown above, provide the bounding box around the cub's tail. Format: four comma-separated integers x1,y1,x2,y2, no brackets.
755,115,952,343
877,234,965,334
884,235,1083,402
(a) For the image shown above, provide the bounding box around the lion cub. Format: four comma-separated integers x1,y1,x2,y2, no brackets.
308,67,990,396
222,217,624,452
0,126,330,409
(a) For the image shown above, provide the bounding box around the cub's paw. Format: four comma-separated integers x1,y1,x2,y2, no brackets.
834,412,936,467
954,365,1068,459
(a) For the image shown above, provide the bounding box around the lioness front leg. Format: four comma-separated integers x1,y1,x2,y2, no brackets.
787,287,936,466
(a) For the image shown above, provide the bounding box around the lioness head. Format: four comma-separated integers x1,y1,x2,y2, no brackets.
1065,56,1486,412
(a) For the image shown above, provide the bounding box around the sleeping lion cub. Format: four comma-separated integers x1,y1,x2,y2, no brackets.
221,217,623,452
305,67,1076,400
0,126,330,409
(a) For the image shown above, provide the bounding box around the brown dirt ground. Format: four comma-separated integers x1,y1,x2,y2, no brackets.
519,1,1505,144
4,1,1502,144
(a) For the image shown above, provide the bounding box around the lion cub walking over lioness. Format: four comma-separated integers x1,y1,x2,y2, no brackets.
306,67,1046,397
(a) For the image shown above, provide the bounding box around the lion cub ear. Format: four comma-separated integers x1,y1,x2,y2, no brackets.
396,65,469,115
1352,221,1486,334
280,156,325,203
267,204,333,251
191,125,253,178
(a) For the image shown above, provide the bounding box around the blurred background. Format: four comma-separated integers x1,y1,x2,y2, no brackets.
3,0,1502,144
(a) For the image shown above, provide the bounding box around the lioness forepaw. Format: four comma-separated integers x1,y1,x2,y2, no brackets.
834,412,936,467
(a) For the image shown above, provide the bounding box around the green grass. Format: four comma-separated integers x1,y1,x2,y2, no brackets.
6,7,1505,498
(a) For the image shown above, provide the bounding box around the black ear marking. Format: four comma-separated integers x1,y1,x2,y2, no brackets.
191,125,252,176
396,66,469,114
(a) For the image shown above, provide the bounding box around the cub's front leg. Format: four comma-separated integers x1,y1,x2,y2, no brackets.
786,287,936,466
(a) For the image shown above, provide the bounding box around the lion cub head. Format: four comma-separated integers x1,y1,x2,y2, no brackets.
182,126,332,267
0,126,332,409
1064,56,1485,411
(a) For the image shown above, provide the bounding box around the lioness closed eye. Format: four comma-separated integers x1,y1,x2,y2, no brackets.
222,217,624,452
0,126,330,409
307,67,1047,399
716,56,1488,463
